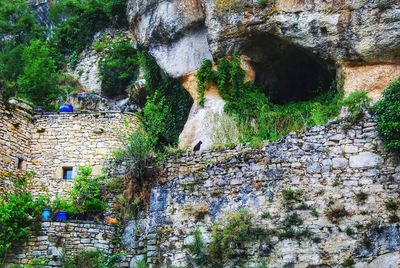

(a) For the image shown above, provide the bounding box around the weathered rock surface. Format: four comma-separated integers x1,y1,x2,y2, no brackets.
128,0,400,97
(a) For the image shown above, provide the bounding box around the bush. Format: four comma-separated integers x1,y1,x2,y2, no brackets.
0,171,48,262
374,78,400,153
62,249,123,268
69,166,106,216
209,210,255,265
99,38,139,98
341,90,370,122
17,40,60,109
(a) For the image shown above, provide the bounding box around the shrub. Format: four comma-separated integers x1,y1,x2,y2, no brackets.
341,90,370,123
69,166,106,216
0,171,48,262
99,38,139,98
374,78,400,153
209,210,255,265
62,249,123,268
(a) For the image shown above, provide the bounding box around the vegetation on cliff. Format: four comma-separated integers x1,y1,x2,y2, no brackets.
375,78,400,153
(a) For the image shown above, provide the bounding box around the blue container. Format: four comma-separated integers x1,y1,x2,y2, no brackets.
55,211,68,221
59,104,74,113
41,208,52,221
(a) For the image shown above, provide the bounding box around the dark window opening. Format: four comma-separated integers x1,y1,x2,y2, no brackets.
17,158,24,170
63,167,73,181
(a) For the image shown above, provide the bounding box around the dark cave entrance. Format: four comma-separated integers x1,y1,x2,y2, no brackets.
242,33,337,103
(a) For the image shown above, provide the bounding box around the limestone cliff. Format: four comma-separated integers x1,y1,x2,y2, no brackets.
128,0,400,149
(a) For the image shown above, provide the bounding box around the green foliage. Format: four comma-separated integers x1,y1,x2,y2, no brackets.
69,166,106,216
197,56,343,145
50,0,128,58
99,38,139,98
114,128,154,179
374,78,400,153
187,228,207,267
62,249,123,268
0,171,48,262
135,51,192,149
281,188,302,206
341,90,370,122
52,195,77,215
209,210,255,266
196,59,213,107
17,40,60,109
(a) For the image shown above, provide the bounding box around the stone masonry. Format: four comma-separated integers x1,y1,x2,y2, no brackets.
6,221,117,267
123,113,400,268
0,101,136,199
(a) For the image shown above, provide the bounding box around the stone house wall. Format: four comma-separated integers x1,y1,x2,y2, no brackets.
28,112,136,198
5,221,117,267
122,114,400,268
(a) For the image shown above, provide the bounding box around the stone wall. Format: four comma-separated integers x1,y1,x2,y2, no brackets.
0,102,33,173
5,221,117,267
122,113,400,267
29,112,136,198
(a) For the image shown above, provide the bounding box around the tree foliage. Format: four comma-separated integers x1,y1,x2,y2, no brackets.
17,40,60,109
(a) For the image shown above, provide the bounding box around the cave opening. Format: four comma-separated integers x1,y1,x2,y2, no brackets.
242,33,337,104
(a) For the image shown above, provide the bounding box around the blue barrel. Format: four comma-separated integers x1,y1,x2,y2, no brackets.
55,211,68,221
59,104,74,113
42,209,52,221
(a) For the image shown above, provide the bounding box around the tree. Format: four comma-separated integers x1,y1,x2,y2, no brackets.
17,40,60,109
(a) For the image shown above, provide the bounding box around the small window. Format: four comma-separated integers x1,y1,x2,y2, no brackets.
17,158,25,170
63,167,73,181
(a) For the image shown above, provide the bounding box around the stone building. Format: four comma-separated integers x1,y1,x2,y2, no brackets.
0,100,136,197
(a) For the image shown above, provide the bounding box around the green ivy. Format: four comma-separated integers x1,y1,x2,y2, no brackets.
374,77,400,153
341,90,370,123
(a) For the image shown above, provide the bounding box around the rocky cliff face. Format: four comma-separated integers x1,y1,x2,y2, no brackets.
128,0,400,149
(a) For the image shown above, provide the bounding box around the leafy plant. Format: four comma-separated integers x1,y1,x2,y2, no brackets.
69,166,106,216
0,171,48,263
374,77,400,153
209,210,256,266
341,90,370,123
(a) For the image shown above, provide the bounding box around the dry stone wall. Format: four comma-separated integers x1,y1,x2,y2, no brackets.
5,221,117,267
123,113,400,268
